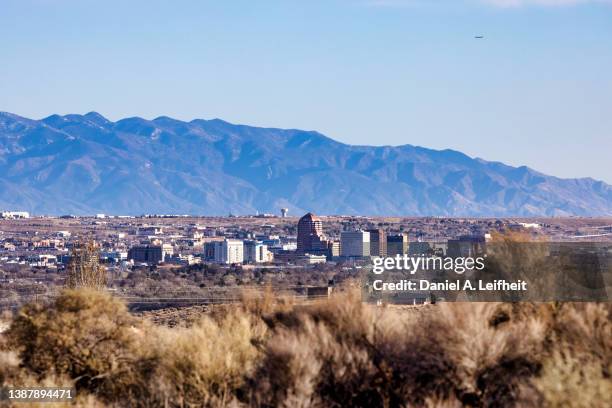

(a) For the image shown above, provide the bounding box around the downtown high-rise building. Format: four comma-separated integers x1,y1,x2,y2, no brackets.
296,212,340,259
128,245,163,264
387,233,409,257
297,212,324,254
340,230,371,257
213,239,244,264
244,240,271,263
366,228,387,257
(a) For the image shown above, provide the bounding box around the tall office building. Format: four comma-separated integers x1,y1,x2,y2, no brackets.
203,241,216,261
128,245,163,264
366,228,387,257
387,233,409,257
296,212,339,259
297,212,324,254
341,230,371,257
213,239,244,264
244,240,271,263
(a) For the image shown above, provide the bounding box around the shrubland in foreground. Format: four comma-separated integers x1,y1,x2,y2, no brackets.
0,289,610,407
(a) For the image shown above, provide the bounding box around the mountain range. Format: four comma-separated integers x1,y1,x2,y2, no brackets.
0,111,610,217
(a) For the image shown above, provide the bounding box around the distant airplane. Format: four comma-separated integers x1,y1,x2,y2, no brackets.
475,35,484,39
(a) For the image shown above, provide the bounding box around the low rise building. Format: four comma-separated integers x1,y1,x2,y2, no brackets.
1,211,30,219
137,226,163,236
296,254,327,264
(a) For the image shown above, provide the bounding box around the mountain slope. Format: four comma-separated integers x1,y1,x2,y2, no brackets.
0,112,610,216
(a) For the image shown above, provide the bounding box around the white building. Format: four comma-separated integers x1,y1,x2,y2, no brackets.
296,254,327,264
137,226,163,236
244,241,271,263
1,211,30,219
162,243,174,260
28,254,57,267
340,230,371,257
214,239,244,264
101,251,128,262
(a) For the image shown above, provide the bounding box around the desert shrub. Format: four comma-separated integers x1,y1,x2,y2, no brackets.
434,303,547,406
0,349,104,408
240,285,295,318
250,317,380,407
249,289,460,407
249,291,567,407
549,302,611,366
147,309,266,407
531,302,612,408
2,288,268,407
533,349,610,408
422,395,464,408
1,286,609,407
3,289,155,404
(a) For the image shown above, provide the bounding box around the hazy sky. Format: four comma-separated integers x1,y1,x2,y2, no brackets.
1,0,611,183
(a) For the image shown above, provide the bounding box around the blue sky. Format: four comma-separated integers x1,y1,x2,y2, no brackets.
1,0,611,182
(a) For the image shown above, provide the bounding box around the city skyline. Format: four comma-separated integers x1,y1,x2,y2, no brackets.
1,0,611,182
